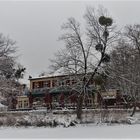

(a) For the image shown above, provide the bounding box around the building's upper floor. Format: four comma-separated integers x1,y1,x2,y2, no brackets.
29,73,95,91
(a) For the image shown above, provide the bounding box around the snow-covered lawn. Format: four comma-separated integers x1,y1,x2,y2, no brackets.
0,124,140,138
0,109,140,138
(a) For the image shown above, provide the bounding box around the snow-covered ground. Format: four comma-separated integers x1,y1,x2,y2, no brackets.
0,109,140,138
0,124,140,138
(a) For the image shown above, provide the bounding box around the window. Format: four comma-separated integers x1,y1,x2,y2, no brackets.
24,100,29,108
44,80,51,88
38,81,43,88
66,80,70,85
71,79,76,85
52,80,57,87
58,80,65,86
33,82,40,89
43,81,47,87
18,101,22,108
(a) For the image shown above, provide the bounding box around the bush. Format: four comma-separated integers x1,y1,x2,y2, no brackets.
6,115,16,126
50,120,59,127
0,119,4,126
52,120,57,127
69,120,77,127
15,118,32,127
36,120,46,127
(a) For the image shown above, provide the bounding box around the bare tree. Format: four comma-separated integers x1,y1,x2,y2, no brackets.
125,24,140,54
50,6,119,119
104,38,140,116
123,24,140,116
0,34,25,108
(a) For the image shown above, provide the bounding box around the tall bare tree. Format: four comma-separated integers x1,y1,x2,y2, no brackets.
0,34,25,108
124,24,140,116
50,6,119,119
104,37,140,116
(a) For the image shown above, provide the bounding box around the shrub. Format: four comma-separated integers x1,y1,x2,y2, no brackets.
6,115,16,126
0,119,4,126
15,118,31,127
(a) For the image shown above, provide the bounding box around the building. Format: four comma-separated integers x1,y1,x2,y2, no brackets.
28,74,98,109
15,73,125,110
12,72,129,110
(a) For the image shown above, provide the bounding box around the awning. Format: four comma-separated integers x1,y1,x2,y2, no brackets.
31,91,45,97
27,87,49,97
49,85,97,95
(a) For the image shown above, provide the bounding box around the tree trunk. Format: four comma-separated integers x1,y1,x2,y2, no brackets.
130,101,137,117
77,95,83,120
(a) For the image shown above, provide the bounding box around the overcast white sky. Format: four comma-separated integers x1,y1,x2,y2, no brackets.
0,0,140,84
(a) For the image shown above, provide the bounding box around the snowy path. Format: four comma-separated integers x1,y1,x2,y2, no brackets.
0,124,140,138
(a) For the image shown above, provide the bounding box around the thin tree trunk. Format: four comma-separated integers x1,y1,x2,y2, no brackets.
130,101,137,117
77,95,83,120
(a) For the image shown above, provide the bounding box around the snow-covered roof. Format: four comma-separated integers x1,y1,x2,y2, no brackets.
29,69,95,81
29,68,69,80
29,74,67,81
